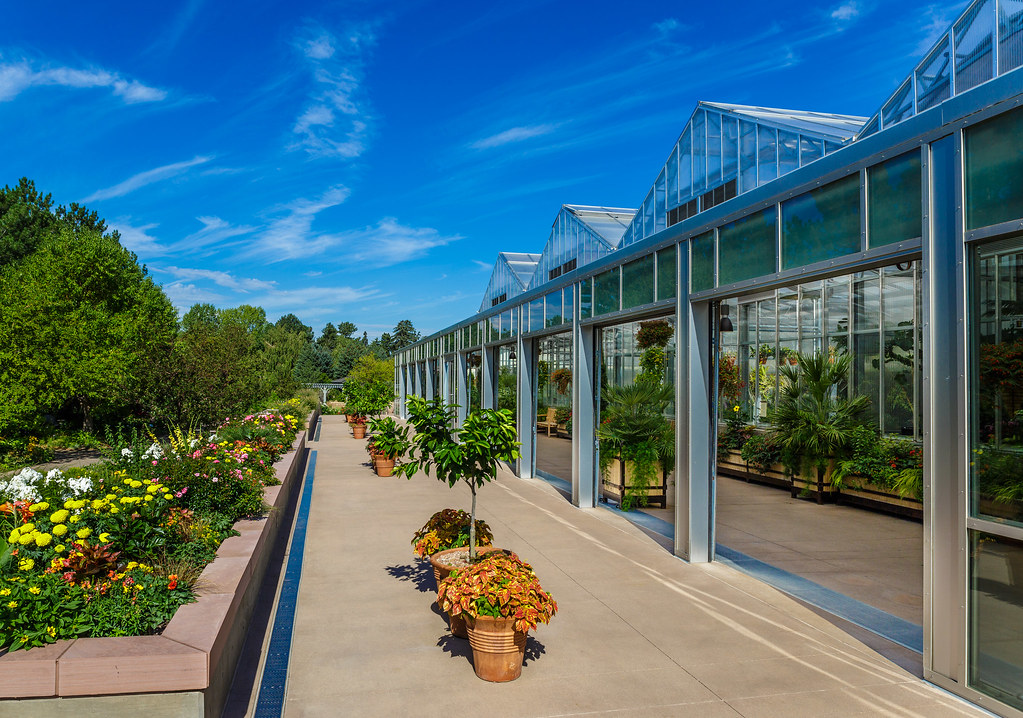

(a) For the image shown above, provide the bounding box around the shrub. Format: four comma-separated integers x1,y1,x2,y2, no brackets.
740,434,781,474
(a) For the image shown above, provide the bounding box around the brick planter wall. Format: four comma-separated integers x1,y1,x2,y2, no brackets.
0,422,310,717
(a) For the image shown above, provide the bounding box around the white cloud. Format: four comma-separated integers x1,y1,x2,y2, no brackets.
82,155,213,202
0,59,167,104
472,259,492,271
110,219,164,255
915,5,961,55
176,215,255,252
471,124,557,150
653,18,680,34
250,185,351,259
340,218,461,266
290,23,376,159
162,281,227,311
161,266,277,292
830,2,860,21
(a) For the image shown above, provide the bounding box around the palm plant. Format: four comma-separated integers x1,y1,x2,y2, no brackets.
767,351,870,504
598,382,674,510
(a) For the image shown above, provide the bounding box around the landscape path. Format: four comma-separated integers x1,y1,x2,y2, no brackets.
257,416,989,717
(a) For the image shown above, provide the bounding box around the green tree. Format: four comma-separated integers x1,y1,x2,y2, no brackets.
259,324,306,399
387,319,420,354
316,322,339,354
275,313,313,344
0,227,176,432
337,321,357,339
293,343,334,383
333,337,370,379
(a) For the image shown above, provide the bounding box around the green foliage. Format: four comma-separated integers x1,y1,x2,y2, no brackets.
0,226,177,433
830,424,922,497
410,508,493,558
636,320,673,349
598,383,674,510
293,343,334,383
740,433,781,474
768,352,871,482
366,416,409,459
274,313,314,344
395,397,519,558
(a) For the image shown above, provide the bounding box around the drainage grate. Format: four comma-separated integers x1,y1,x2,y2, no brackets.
253,450,317,718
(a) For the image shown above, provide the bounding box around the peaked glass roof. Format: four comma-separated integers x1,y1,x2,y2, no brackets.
479,252,541,311
857,0,1023,139
620,101,866,247
526,205,636,290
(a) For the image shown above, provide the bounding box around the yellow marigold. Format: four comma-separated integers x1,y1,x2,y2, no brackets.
98,533,110,543
69,515,80,523
123,478,132,485
126,561,138,570
18,559,33,571
8,529,19,543
163,494,173,500
146,485,158,494
18,534,34,546
49,509,69,524
51,524,68,537
130,481,143,489
54,545,64,553
21,523,34,533
110,507,119,514
35,533,52,547
91,499,104,510
28,503,42,513
28,586,41,595
105,494,116,501
144,495,153,502
76,528,91,539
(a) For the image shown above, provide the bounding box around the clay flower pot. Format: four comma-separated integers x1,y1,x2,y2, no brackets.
465,614,527,682
375,455,394,477
352,424,366,439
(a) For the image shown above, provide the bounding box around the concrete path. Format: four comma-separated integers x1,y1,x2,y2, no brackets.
275,416,987,717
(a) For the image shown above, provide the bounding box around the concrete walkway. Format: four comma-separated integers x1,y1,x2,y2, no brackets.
271,416,988,717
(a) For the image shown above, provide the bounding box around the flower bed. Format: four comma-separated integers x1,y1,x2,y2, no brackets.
0,411,310,716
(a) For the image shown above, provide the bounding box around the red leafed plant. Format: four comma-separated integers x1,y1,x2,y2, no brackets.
411,508,493,558
438,551,557,633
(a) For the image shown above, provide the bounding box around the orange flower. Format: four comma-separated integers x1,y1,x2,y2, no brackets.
167,575,178,590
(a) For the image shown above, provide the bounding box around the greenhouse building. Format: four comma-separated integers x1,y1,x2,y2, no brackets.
394,2,1023,715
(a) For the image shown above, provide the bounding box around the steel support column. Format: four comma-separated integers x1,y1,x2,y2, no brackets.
516,333,535,479
572,284,596,508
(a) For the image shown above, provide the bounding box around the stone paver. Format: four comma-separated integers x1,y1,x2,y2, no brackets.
276,416,985,717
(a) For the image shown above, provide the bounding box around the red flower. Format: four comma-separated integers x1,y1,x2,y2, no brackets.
167,574,178,590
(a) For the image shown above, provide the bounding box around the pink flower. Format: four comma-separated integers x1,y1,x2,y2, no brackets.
151,460,158,466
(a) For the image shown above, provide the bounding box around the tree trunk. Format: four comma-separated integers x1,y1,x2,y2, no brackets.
468,482,478,561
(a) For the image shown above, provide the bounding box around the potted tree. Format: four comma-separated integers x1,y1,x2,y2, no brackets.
367,416,408,477
438,551,557,682
768,351,870,504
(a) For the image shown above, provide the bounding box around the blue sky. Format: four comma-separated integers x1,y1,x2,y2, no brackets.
0,0,965,338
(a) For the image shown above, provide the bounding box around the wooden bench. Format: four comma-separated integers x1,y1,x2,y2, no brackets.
536,407,558,436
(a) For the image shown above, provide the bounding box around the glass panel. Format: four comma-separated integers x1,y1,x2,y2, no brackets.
781,174,860,269
739,302,756,417
853,270,881,331
955,0,994,93
826,276,851,354
754,299,778,422
778,130,799,176
719,207,777,285
655,169,667,233
497,344,517,415
491,313,502,340
757,125,777,184
666,145,679,209
778,287,799,370
535,332,573,480
706,110,721,187
800,136,824,165
722,115,739,179
593,268,620,316
739,120,757,193
622,255,654,310
869,151,923,247
966,106,1023,230
642,189,655,240
657,245,677,301
679,127,693,200
529,297,544,333
916,36,952,112
580,278,592,319
859,115,880,139
853,332,881,427
971,239,1023,525
690,232,715,293
799,282,823,356
693,109,706,194
883,328,915,434
970,531,1023,711
563,285,574,324
999,0,1023,73
545,291,563,327
882,80,914,128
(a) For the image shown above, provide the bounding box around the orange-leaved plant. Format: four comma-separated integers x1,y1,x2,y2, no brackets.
411,508,493,558
438,551,557,633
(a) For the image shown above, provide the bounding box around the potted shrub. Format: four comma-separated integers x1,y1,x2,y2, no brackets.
438,551,557,682
367,416,409,477
598,382,674,510
768,351,870,503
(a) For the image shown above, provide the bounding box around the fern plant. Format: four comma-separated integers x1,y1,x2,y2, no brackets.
598,382,673,510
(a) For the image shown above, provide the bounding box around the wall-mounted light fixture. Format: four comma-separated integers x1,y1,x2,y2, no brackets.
719,304,734,332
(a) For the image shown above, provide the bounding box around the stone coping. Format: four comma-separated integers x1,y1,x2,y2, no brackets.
0,421,310,702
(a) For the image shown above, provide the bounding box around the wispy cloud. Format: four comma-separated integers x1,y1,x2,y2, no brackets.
250,185,351,259
111,219,163,255
83,155,212,202
0,58,168,104
340,218,461,266
653,18,681,35
471,124,557,150
289,22,377,159
830,2,861,22
161,266,276,292
472,259,492,271
914,4,964,56
176,216,255,253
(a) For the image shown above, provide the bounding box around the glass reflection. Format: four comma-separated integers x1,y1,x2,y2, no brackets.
498,344,517,416
970,532,1023,711
535,333,573,482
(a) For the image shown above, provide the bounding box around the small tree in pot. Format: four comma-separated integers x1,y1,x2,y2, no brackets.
394,396,519,560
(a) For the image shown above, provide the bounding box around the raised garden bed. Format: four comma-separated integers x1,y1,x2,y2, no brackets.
601,458,670,509
0,418,311,717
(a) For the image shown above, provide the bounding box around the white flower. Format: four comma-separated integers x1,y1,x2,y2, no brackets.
142,443,163,460
66,476,92,497
121,448,134,459
0,468,43,503
46,469,64,481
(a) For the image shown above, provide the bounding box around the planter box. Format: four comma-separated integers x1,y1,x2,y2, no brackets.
718,448,923,519
601,458,669,508
307,407,321,441
0,419,311,717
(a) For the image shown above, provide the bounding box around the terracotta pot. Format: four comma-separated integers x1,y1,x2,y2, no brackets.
428,546,500,638
465,614,526,682
375,456,394,477
352,424,366,439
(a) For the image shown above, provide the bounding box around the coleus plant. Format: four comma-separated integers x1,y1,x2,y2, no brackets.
411,508,493,558
438,551,557,633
